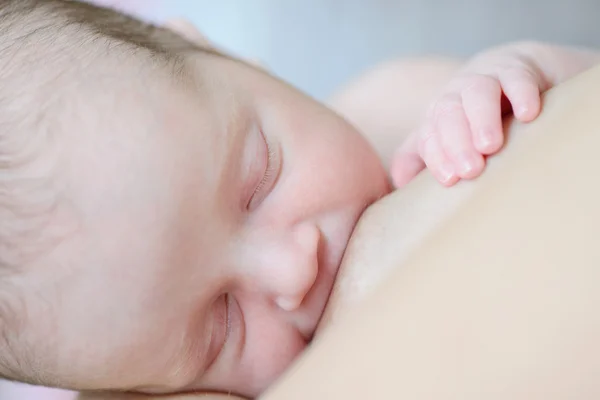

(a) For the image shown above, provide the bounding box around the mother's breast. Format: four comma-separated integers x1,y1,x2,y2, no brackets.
317,110,540,334
316,171,480,333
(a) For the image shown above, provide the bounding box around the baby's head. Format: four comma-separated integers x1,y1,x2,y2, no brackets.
0,0,389,397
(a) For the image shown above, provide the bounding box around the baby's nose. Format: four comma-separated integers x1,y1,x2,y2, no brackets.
256,223,320,312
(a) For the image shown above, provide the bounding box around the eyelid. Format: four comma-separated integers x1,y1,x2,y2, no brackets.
205,294,230,372
247,128,280,210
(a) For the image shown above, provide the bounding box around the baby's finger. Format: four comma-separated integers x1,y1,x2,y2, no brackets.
432,95,485,180
390,131,426,188
461,74,504,154
499,67,542,122
422,134,459,186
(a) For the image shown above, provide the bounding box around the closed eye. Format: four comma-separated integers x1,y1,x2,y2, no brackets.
247,129,279,210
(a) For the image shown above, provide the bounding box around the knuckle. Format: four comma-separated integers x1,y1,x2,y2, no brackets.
429,93,463,120
501,64,537,83
461,73,499,96
502,64,526,77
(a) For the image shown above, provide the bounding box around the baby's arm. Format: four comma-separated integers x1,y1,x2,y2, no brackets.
391,41,600,187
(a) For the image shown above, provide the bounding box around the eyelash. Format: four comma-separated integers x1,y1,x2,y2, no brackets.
251,141,276,198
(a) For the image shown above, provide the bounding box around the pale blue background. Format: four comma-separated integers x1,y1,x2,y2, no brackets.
148,0,600,100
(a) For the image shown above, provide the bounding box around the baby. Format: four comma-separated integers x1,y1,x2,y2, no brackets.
1,0,599,399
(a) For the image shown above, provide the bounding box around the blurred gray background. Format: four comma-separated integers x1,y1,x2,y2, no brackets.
3,0,600,399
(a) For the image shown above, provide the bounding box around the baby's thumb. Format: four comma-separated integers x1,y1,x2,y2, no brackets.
390,135,426,188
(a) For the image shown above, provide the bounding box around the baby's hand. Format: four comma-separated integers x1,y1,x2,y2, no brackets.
390,44,550,188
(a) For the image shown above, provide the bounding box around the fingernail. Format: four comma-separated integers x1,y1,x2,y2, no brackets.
478,128,495,150
438,162,456,184
516,105,530,120
456,153,476,176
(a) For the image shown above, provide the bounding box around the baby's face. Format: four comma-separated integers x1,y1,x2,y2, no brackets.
19,53,389,397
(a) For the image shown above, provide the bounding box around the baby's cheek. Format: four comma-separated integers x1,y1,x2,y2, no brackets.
236,308,307,393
